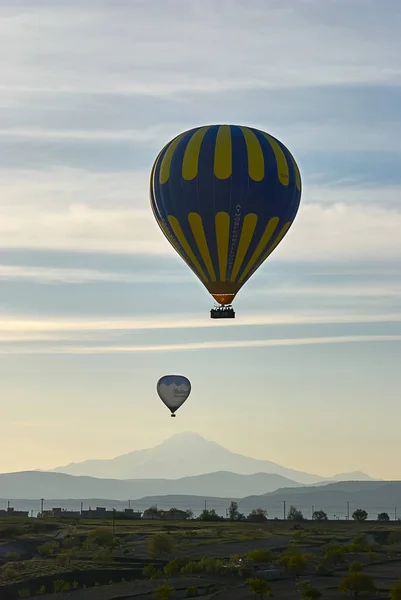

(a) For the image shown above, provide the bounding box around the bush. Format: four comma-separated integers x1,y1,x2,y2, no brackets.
246,577,271,597
338,572,376,596
246,549,273,564
164,559,179,577
93,548,113,563
186,586,199,598
17,589,30,599
148,532,174,558
86,527,116,549
3,566,19,581
153,582,175,600
37,541,59,556
143,564,163,580
56,552,71,566
4,551,20,562
315,562,333,577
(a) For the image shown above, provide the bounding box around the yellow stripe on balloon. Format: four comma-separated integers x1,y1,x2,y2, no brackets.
214,125,232,179
287,149,301,191
261,133,289,186
159,132,187,184
215,212,230,280
245,221,292,282
167,216,208,282
239,127,264,181
238,217,280,283
182,126,210,180
188,213,216,281
230,213,258,282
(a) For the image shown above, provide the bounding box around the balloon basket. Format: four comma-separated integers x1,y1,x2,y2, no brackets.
210,305,235,319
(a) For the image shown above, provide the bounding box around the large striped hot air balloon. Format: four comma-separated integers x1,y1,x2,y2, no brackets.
150,124,302,318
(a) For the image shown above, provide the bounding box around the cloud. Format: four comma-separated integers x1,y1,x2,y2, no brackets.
0,264,185,284
0,167,400,260
1,334,400,355
0,311,400,337
2,0,401,101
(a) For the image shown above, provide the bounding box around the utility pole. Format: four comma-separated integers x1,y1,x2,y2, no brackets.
40,498,44,516
312,505,315,519
128,499,131,509
204,500,208,511
347,501,350,520
395,507,397,521
80,502,83,515
112,509,116,535
7,500,10,512
283,501,286,520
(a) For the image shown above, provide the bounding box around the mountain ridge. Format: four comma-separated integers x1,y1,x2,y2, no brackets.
49,432,374,484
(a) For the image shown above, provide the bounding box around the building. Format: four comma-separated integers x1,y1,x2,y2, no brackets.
0,507,29,518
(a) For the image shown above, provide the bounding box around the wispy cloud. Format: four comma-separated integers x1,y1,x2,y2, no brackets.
0,311,400,337
2,0,401,100
0,265,185,284
0,167,400,260
1,334,400,355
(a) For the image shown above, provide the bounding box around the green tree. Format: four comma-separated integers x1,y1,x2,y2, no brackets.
153,582,175,600
164,559,179,577
299,581,322,600
186,586,199,598
338,572,375,597
246,549,274,564
143,505,160,519
248,508,268,522
198,508,223,522
352,508,368,522
312,509,328,521
86,527,116,548
287,505,304,521
228,501,239,521
377,511,390,521
280,552,310,578
390,581,401,600
246,578,271,598
148,533,174,558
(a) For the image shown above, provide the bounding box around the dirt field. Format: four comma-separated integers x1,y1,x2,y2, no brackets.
0,517,400,599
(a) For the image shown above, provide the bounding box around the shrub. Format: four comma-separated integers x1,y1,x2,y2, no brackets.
3,566,19,581
37,541,59,556
246,549,274,564
148,532,174,558
4,551,20,562
186,586,199,598
17,589,30,598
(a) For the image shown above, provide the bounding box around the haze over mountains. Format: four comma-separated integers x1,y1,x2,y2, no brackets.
50,432,374,484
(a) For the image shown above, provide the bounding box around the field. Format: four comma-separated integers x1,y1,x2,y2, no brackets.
1,516,401,599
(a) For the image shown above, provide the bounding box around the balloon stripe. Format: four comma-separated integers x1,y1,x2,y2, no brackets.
214,125,232,179
159,132,186,184
244,221,292,283
188,212,216,281
182,126,210,180
261,132,289,186
238,217,280,283
230,213,258,282
168,216,208,282
239,127,264,181
287,149,301,191
215,212,230,280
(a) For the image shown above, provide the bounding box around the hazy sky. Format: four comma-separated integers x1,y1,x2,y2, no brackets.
1,0,401,479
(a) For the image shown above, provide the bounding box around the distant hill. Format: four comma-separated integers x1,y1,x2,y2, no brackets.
2,480,400,520
0,470,303,500
50,432,373,484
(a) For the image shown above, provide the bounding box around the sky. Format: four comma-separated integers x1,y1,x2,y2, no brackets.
0,0,401,479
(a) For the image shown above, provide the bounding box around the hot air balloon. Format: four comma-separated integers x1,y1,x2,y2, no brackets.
157,375,191,417
150,124,302,318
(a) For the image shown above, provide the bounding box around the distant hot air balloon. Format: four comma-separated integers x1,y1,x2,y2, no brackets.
150,124,302,318
157,375,191,417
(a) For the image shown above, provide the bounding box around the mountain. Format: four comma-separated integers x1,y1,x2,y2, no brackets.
51,432,334,483
0,470,302,500
331,471,377,482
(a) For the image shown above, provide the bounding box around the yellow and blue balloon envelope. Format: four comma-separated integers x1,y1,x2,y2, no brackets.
150,124,302,306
